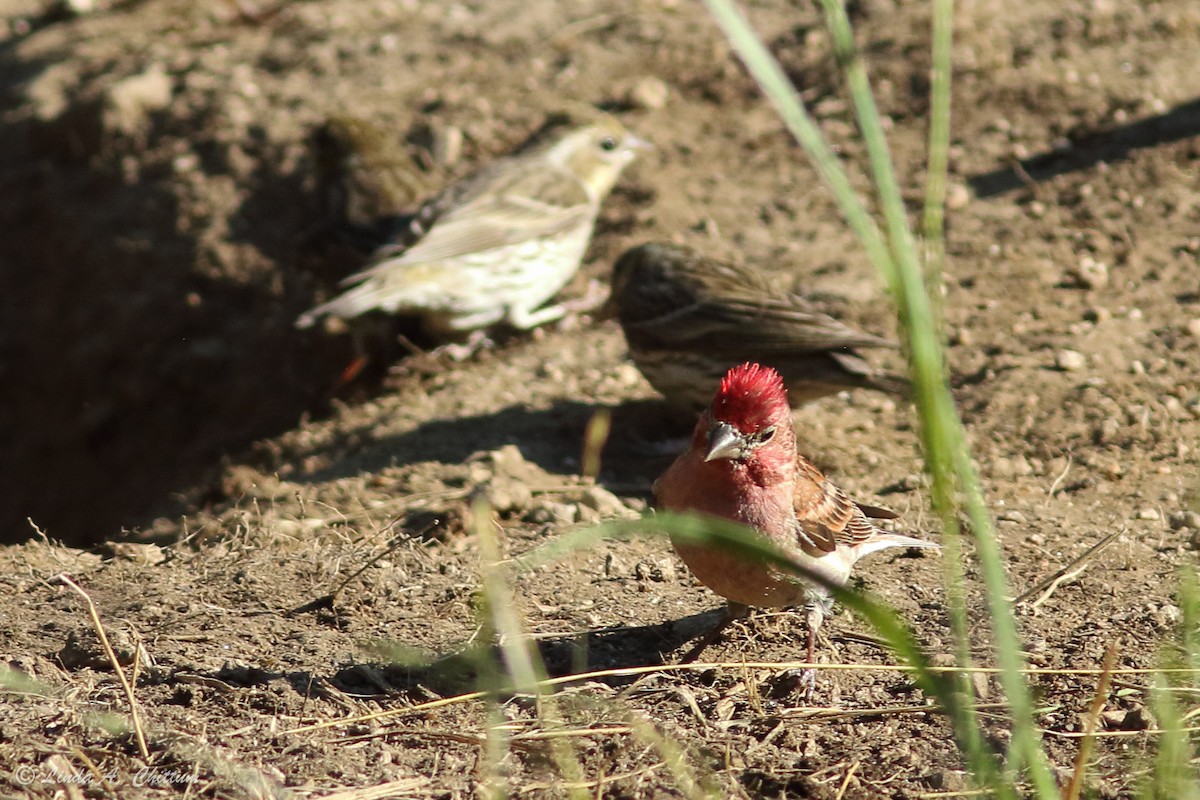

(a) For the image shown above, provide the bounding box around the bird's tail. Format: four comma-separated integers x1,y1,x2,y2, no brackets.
865,370,913,398
295,279,395,329
856,532,940,559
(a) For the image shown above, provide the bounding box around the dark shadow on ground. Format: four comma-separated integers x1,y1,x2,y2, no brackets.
321,608,721,701
0,53,359,547
968,98,1200,198
291,398,693,498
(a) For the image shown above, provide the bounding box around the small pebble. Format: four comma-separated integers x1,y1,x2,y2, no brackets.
1185,319,1200,339
580,486,638,520
1136,507,1160,521
1096,417,1120,443
626,76,670,110
945,183,970,210
992,455,1033,478
1073,256,1108,289
1056,350,1087,371
434,126,463,167
1169,510,1200,530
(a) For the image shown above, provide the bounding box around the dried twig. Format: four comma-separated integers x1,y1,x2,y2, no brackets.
833,761,861,800
1046,455,1072,499
289,518,436,616
282,660,1200,736
317,777,432,800
55,574,151,760
1065,643,1118,800
1013,528,1125,607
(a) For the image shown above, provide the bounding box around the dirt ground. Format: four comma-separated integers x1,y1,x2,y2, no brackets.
2,0,1199,797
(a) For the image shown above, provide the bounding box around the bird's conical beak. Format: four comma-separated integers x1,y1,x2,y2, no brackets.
704,421,745,462
624,134,653,154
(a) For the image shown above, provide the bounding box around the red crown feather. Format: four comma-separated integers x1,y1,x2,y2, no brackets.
711,362,789,432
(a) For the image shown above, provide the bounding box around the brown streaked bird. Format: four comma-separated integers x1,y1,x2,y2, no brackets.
608,242,909,411
297,115,648,337
311,114,434,234
653,362,937,678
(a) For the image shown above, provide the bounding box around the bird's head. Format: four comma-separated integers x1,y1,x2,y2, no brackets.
699,362,793,464
602,242,691,320
551,116,650,199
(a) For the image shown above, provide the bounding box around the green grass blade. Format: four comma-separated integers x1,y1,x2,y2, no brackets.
1139,569,1200,800
816,0,1055,791
699,0,898,296
472,499,588,799
700,0,1058,795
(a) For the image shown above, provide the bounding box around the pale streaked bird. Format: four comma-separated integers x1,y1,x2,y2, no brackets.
297,116,647,338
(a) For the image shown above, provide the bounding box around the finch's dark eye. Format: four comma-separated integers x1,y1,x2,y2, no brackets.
758,426,776,443
599,136,618,151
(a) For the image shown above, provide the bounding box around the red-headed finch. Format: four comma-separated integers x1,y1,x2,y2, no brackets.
653,362,937,669
608,242,909,411
297,116,647,337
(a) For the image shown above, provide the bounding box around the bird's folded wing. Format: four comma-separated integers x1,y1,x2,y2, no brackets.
793,458,882,555
341,166,593,284
700,298,897,352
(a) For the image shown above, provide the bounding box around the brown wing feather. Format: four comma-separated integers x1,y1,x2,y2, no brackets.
855,502,899,520
792,456,882,556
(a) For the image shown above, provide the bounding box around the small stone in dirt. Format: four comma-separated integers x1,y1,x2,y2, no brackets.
924,770,970,792
1169,510,1200,530
992,454,1033,478
625,76,670,110
102,542,167,565
434,125,463,168
481,478,532,515
971,670,990,700
1055,349,1087,371
634,558,676,582
525,502,578,526
997,509,1027,524
945,182,970,210
1185,318,1200,339
1072,256,1109,289
1136,507,1160,521
1101,706,1150,731
579,486,637,520
105,66,173,138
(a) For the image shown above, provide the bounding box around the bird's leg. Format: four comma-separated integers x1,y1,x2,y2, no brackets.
678,602,750,664
431,329,493,362
798,600,828,699
557,278,609,316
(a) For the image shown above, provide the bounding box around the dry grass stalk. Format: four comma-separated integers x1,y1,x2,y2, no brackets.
54,573,151,760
